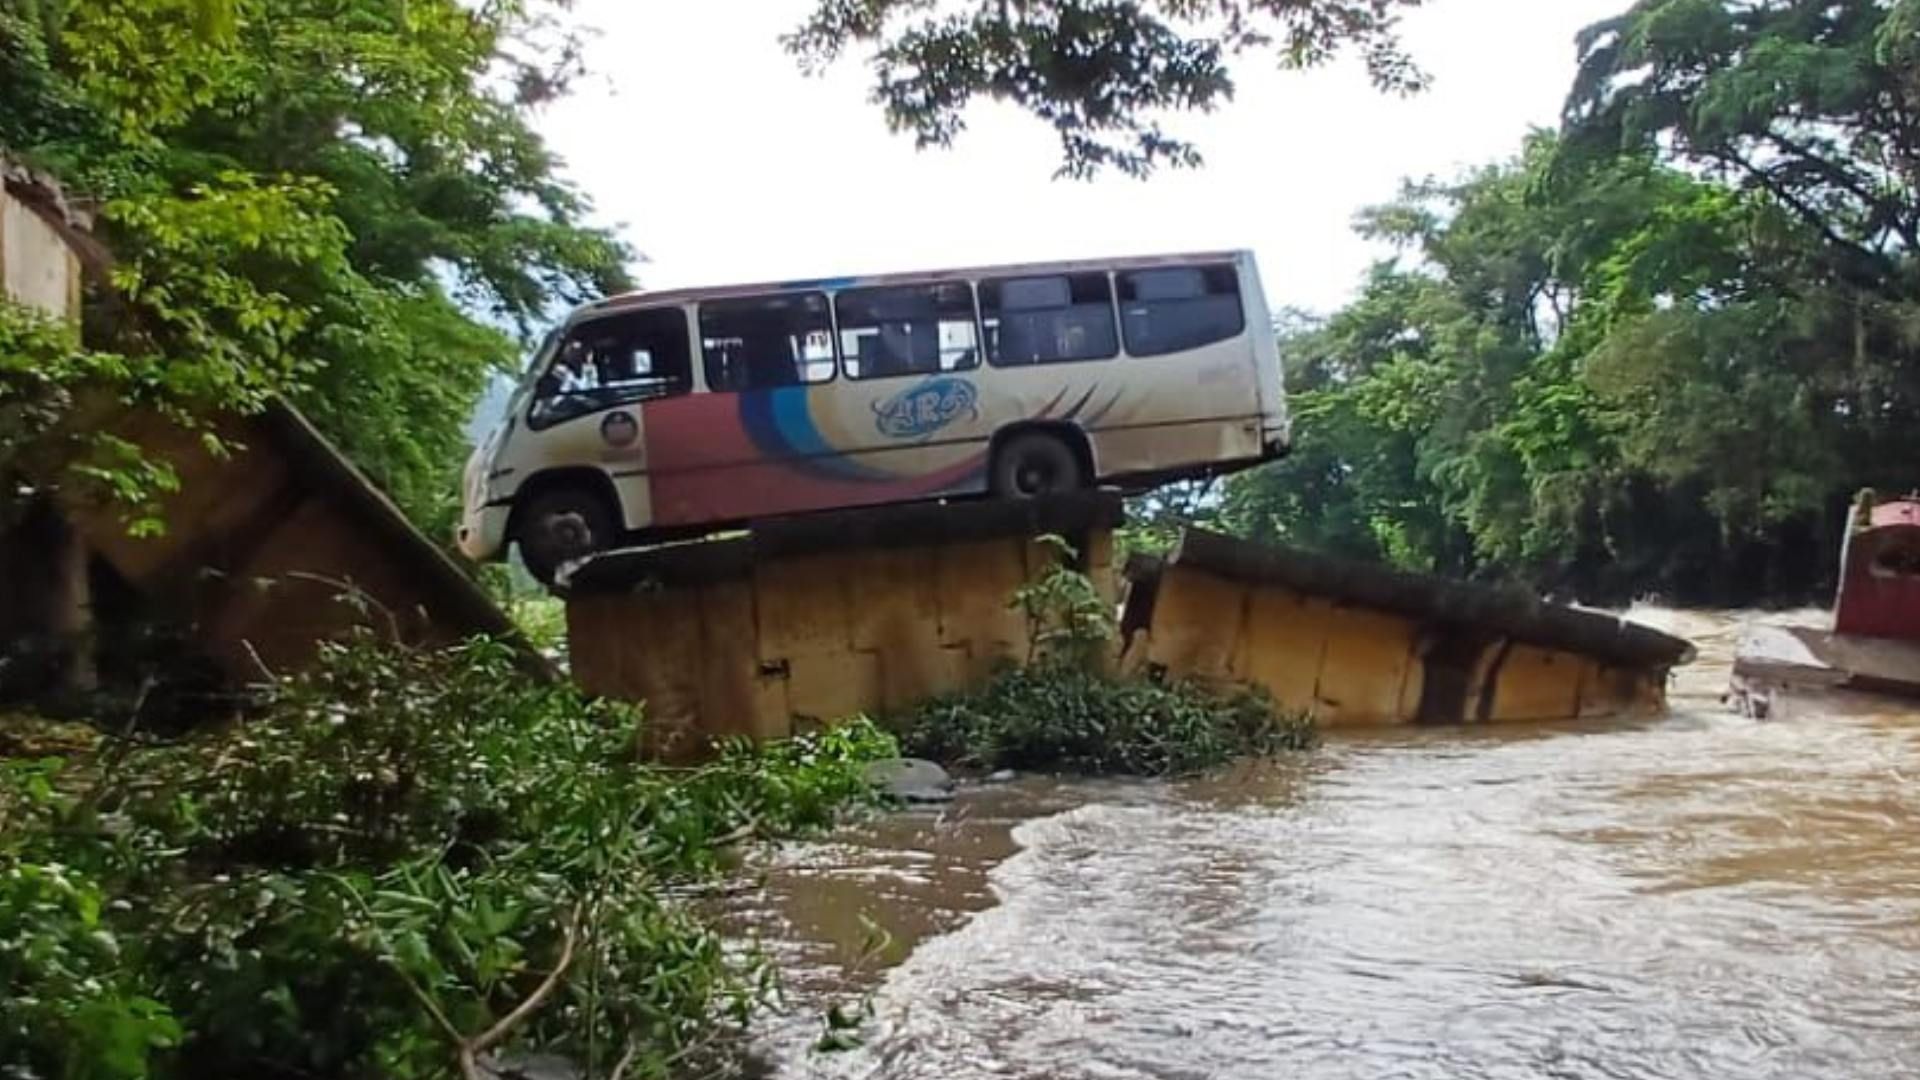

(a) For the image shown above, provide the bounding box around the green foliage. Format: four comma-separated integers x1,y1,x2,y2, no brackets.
1116,480,1221,561
1010,534,1117,668
1544,0,1920,599
898,665,1314,777
1563,0,1918,293
898,555,1313,776
788,0,1429,177
0,7,91,153
1222,72,1920,604
1,0,630,533
144,635,647,868
506,595,569,658
0,762,182,1080
0,300,178,534
0,634,894,1079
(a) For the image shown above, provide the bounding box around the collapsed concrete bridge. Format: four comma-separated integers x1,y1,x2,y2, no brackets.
557,492,1694,757
1121,528,1693,728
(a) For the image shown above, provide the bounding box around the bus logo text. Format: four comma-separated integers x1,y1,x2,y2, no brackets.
873,377,979,440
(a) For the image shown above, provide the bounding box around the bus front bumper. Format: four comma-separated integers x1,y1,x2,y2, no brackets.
457,502,512,563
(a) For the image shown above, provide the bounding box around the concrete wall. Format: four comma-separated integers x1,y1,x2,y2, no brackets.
1,189,80,318
1121,564,1669,727
567,529,1115,758
0,181,89,696
4,171,540,701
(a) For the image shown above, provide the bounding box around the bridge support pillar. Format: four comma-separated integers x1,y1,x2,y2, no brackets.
560,493,1124,759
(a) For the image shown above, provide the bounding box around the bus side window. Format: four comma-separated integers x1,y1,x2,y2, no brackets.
527,308,691,430
1117,265,1244,356
700,293,836,392
837,282,979,380
980,272,1118,366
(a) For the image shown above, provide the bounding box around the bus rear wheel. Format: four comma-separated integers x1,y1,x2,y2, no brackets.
991,432,1086,499
516,486,618,587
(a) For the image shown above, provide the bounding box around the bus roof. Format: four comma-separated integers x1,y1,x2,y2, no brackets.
576,249,1253,321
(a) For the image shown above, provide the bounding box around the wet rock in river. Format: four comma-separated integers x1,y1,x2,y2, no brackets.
863,757,955,802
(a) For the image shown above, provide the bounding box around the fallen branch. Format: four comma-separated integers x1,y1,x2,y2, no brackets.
459,903,584,1080
608,1039,641,1080
335,875,582,1080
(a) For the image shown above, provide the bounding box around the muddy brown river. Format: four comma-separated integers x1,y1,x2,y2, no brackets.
716,610,1920,1079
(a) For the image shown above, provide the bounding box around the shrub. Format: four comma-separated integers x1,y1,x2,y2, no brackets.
896,534,1316,777
0,631,895,1080
896,666,1314,777
0,760,181,1080
128,635,626,867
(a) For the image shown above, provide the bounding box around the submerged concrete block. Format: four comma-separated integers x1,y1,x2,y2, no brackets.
1313,604,1422,727
1485,644,1583,723
1145,565,1247,681
1123,530,1694,728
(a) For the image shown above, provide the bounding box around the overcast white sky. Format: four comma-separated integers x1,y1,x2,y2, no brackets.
534,0,1626,316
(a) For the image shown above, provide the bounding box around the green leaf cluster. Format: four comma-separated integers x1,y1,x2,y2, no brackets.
1214,2,1920,606
788,0,1429,177
898,664,1315,777
0,633,895,1079
1,0,631,533
0,301,179,534
899,551,1315,776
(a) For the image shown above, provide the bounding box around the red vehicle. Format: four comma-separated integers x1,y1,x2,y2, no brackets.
1731,490,1920,716
1834,493,1920,639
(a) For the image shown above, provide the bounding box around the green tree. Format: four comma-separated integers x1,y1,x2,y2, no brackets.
1222,267,1481,573
1216,3,1919,604
1563,0,1918,297
1,0,630,532
788,0,1429,177
1556,0,1920,594
1219,123,1903,604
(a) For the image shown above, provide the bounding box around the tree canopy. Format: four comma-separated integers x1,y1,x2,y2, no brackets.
1563,0,1918,295
788,0,1428,177
1218,0,1920,605
1,0,629,532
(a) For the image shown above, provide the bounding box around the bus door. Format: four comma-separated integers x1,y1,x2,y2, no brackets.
517,306,694,531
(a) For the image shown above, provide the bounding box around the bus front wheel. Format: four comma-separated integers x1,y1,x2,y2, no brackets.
516,486,618,587
991,432,1086,499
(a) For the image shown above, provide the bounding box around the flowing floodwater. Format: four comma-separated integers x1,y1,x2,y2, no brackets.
716,610,1920,1079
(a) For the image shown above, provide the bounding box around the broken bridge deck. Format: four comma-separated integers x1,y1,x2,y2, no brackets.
559,495,1695,754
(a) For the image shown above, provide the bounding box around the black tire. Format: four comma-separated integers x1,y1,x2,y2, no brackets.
515,486,618,586
990,431,1086,499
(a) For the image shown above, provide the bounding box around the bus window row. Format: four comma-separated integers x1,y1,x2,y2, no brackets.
528,265,1245,429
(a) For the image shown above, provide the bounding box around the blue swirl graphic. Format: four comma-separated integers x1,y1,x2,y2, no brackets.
873,376,980,441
